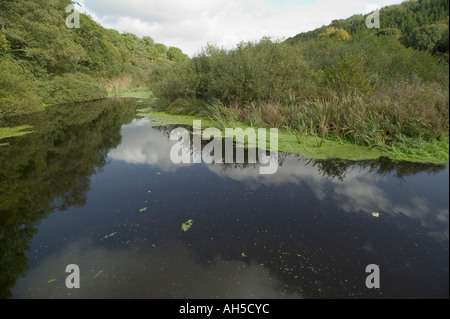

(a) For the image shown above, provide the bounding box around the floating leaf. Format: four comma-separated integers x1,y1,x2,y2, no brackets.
139,207,148,213
48,279,56,284
181,219,193,232
241,252,247,258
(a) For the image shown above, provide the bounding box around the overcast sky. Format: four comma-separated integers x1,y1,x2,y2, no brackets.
77,0,405,56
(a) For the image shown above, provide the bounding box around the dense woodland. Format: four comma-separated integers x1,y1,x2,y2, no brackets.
0,0,188,117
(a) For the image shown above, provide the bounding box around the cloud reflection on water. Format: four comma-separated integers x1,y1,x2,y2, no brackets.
108,120,449,243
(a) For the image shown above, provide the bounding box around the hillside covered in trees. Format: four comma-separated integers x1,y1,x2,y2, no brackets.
287,0,449,55
0,0,188,117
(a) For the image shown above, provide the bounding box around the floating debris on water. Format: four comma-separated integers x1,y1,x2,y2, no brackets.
371,212,380,218
139,207,148,213
181,220,193,232
101,232,118,241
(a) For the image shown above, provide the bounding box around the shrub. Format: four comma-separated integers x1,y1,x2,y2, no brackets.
151,38,320,106
40,72,107,105
0,58,42,117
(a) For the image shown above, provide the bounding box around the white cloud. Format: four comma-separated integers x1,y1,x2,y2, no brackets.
78,0,405,56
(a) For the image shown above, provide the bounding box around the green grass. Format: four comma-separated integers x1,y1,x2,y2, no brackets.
384,136,449,164
108,87,153,99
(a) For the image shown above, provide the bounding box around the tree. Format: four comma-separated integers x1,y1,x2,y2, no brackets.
403,24,449,53
167,47,189,62
319,27,351,41
376,28,401,38
141,36,155,46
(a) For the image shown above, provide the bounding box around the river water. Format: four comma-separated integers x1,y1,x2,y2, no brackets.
0,98,448,299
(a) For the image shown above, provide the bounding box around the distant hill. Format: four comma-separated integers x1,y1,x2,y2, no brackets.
286,0,449,54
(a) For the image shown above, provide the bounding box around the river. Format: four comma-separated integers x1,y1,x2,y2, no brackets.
0,98,448,299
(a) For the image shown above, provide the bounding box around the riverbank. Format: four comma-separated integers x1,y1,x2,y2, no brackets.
1,91,447,164
137,107,449,165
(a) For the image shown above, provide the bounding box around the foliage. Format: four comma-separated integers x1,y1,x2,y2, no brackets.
0,33,8,55
152,38,320,106
319,27,351,41
39,72,108,105
402,23,449,53
0,58,42,117
0,0,188,115
167,47,190,62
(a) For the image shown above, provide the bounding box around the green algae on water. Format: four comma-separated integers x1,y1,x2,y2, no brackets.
0,125,34,146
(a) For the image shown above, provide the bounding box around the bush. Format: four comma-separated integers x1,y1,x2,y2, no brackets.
41,72,107,105
0,58,42,117
151,38,320,106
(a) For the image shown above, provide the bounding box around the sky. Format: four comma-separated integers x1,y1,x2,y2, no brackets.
77,0,406,56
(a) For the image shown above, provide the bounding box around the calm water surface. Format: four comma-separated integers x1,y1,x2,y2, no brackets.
0,98,448,299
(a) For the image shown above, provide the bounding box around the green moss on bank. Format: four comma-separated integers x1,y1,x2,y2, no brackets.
276,131,384,161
